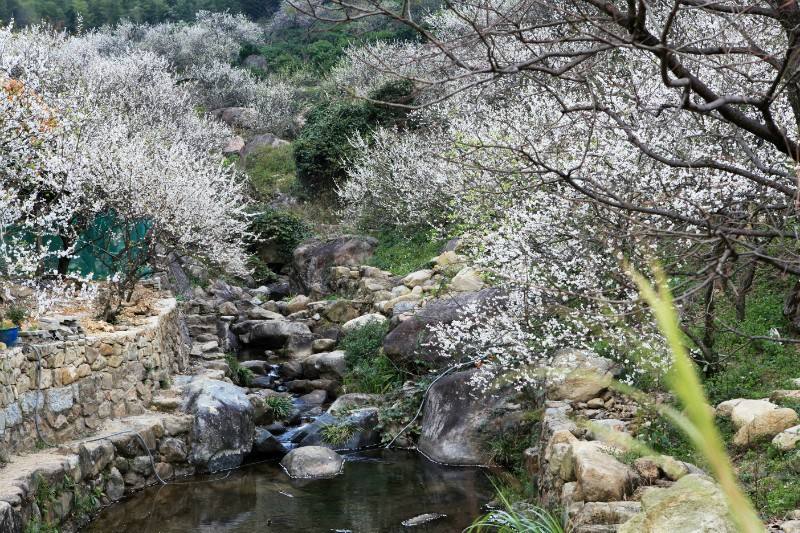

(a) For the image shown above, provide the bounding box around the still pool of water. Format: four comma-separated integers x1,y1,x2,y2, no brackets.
83,450,495,533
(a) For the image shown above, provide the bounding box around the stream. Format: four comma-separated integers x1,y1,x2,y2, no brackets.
82,449,495,532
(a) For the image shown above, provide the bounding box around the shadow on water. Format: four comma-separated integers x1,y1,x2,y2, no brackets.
82,450,495,533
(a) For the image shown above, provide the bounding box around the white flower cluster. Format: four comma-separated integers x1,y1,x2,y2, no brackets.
0,22,251,311
334,0,795,385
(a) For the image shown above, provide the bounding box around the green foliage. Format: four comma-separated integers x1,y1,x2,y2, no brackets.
368,227,445,276
320,422,357,445
263,395,293,421
0,0,257,28
245,144,297,200
294,81,415,192
377,377,431,443
632,266,763,531
73,485,102,519
248,205,311,266
252,24,417,75
737,447,800,518
5,305,27,327
488,414,540,471
340,321,403,394
247,256,278,285
704,278,797,405
634,405,700,464
224,353,254,387
467,484,566,533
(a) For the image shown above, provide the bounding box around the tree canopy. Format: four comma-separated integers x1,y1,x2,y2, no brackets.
0,0,279,28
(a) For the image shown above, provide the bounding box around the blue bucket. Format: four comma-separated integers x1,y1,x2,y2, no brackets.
0,327,19,347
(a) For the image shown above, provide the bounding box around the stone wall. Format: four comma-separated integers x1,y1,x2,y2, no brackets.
0,298,186,457
0,413,196,533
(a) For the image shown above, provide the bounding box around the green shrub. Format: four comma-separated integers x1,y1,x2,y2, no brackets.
5,306,27,327
340,321,403,394
467,483,565,533
245,144,297,199
320,422,357,445
253,24,418,76
703,276,797,404
368,227,446,276
224,354,255,387
294,81,415,192
247,256,279,285
248,206,312,266
264,395,294,420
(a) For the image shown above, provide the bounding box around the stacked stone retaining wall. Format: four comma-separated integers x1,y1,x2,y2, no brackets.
0,298,186,457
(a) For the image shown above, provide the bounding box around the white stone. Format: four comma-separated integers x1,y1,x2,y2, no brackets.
772,425,800,451
729,399,777,428
342,313,388,333
402,269,434,288
449,267,484,292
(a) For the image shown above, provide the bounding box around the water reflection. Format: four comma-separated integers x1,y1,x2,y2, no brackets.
83,450,495,533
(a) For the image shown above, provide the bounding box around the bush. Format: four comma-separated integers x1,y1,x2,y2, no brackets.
340,321,403,394
247,256,279,285
5,306,26,327
224,353,255,387
264,395,294,420
245,143,297,199
248,206,312,266
320,422,357,445
368,227,445,276
294,80,415,192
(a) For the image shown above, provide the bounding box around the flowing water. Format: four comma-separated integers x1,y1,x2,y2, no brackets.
83,450,495,533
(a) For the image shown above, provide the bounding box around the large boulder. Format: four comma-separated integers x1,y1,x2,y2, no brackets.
328,393,381,415
418,368,531,465
733,408,798,447
231,319,312,351
383,288,504,368
180,378,255,472
342,313,387,333
291,235,378,297
302,350,347,381
280,446,344,478
619,474,736,532
571,442,639,502
719,398,799,446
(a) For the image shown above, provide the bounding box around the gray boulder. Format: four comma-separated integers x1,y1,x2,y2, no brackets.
418,368,529,465
280,446,344,479
231,319,312,351
302,350,347,381
296,408,381,450
180,378,255,472
328,393,381,415
241,133,290,161
211,107,258,130
619,474,736,532
253,427,288,456
291,235,378,297
383,289,504,368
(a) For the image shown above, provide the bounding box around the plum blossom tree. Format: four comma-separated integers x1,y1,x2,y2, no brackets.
303,0,800,379
0,21,251,320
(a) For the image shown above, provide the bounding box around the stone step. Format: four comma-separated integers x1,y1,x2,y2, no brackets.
197,352,226,361
189,340,219,355
188,324,217,335
183,314,217,326
150,395,181,413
